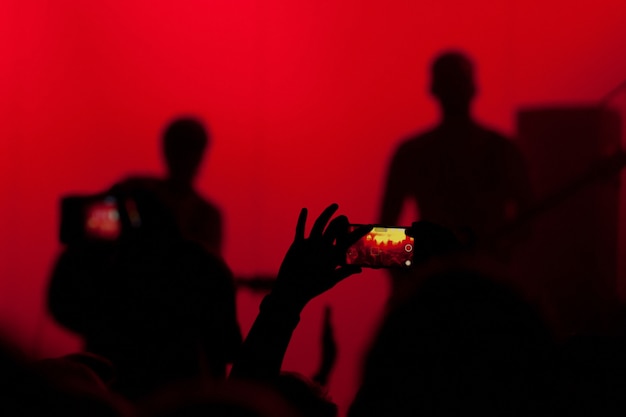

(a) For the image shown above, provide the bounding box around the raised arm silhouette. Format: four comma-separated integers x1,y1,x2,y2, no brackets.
230,204,372,381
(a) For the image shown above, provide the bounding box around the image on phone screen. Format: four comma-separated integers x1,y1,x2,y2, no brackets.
346,225,414,268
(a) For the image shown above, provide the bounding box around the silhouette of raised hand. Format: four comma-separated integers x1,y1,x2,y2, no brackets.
230,204,371,379
270,203,372,309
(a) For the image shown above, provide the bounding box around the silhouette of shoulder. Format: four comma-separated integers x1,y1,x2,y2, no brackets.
383,121,530,242
390,122,525,179
114,175,223,254
396,122,515,152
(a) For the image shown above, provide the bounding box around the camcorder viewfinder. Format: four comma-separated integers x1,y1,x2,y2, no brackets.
346,225,414,269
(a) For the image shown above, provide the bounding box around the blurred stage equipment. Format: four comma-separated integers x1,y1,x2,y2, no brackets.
515,100,623,338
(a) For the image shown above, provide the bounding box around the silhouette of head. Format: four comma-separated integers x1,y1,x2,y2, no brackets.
430,51,476,117
162,117,209,186
352,269,552,417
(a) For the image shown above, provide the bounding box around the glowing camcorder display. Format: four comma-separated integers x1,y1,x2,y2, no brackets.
84,197,121,240
346,226,414,269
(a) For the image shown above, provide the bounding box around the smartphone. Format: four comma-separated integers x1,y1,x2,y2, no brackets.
60,195,122,244
346,225,414,269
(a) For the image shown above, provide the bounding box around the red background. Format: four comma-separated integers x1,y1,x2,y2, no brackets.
2,1,626,415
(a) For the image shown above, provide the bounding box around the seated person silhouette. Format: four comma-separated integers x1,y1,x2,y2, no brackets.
119,117,223,255
380,51,531,275
48,187,241,400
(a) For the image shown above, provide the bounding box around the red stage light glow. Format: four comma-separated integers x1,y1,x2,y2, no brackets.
2,1,626,415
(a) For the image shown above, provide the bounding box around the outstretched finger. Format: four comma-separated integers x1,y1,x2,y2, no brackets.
295,208,308,241
322,215,349,246
310,203,339,238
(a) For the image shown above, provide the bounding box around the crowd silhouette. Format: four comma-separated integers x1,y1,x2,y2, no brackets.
1,50,625,417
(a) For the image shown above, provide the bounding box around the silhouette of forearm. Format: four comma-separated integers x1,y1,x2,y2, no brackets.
229,294,302,380
231,204,368,380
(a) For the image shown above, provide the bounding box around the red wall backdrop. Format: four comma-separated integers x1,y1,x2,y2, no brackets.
2,1,626,415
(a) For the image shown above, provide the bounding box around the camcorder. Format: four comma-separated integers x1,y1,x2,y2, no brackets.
346,225,414,269
59,192,142,245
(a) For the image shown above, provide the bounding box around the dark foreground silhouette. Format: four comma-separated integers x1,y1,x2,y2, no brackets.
229,204,626,417
349,268,553,417
1,200,624,417
48,186,241,400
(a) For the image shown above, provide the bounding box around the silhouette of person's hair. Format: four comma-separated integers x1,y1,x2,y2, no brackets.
349,268,553,417
49,186,241,400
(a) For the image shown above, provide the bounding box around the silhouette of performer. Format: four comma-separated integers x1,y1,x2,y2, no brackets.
380,51,531,265
120,117,223,255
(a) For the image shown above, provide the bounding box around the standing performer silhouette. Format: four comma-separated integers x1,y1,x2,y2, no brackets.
380,51,531,295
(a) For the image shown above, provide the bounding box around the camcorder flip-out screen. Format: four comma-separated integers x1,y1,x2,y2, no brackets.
346,225,414,269
60,195,122,244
